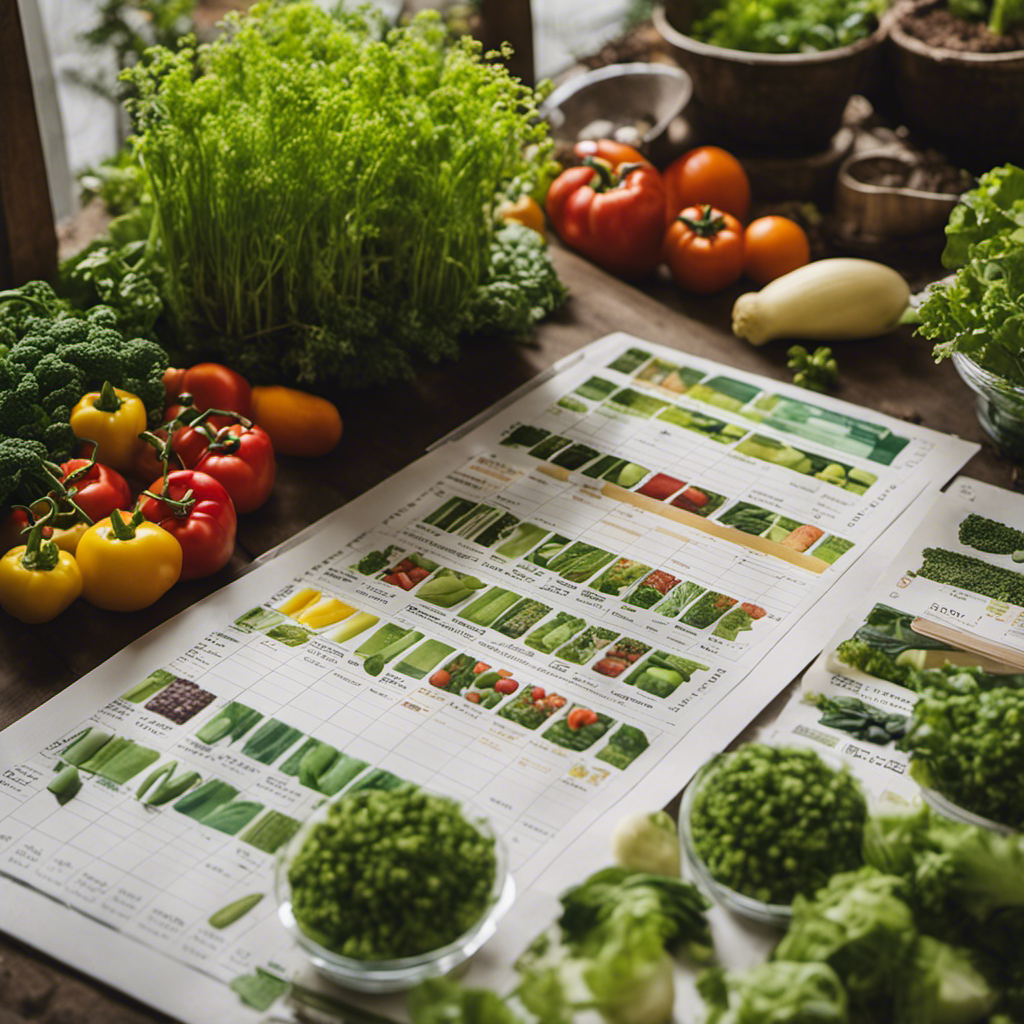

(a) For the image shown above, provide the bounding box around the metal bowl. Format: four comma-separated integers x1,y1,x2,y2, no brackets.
539,62,692,161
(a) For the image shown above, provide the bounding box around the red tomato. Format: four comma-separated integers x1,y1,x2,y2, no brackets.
662,205,745,294
743,216,811,285
194,423,276,514
131,429,169,484
567,707,599,730
531,686,547,702
138,470,237,581
167,403,235,471
177,363,252,418
465,692,482,704
494,678,519,695
60,459,132,523
663,146,751,225
163,366,186,406
0,508,33,554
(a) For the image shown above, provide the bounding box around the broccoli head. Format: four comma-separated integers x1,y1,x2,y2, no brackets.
0,284,170,496
902,686,1024,828
0,436,60,509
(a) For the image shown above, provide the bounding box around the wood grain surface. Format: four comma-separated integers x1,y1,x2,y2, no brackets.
0,243,1010,1022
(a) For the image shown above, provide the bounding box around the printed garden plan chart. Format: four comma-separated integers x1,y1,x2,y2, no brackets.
771,475,1024,811
0,334,976,1023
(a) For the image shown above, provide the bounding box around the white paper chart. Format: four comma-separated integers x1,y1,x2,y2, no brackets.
0,334,977,1024
772,476,1024,804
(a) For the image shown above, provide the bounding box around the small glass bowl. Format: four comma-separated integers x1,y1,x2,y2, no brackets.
275,793,515,993
918,784,1016,837
678,757,793,928
953,351,1024,458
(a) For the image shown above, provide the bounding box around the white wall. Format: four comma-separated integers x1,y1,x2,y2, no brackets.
533,0,632,78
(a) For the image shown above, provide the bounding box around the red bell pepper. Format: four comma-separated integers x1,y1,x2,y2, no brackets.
60,458,132,523
545,158,666,279
163,363,252,419
573,139,649,170
138,469,237,581
195,423,276,514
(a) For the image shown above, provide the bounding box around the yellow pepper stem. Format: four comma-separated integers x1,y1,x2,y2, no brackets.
18,497,60,572
93,380,124,414
108,507,146,541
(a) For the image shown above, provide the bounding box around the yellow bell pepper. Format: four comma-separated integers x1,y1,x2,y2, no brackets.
279,587,320,617
70,382,147,473
50,522,90,553
76,509,182,611
497,195,546,237
296,597,356,629
0,502,82,623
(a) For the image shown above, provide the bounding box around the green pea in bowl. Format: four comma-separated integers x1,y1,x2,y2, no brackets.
678,759,793,927
275,786,514,993
678,746,868,927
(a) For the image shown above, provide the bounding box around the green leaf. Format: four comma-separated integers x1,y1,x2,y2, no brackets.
408,977,525,1024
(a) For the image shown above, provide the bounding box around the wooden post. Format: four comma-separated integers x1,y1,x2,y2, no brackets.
479,0,535,87
0,0,58,288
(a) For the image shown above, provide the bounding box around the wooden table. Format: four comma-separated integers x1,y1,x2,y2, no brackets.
0,244,1009,1023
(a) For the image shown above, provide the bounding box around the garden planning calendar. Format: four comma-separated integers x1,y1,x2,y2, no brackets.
0,334,976,1023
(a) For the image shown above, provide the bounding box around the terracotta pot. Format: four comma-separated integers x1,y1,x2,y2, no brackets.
653,1,886,153
888,0,1024,167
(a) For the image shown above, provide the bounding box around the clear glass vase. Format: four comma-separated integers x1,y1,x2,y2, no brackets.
953,351,1024,458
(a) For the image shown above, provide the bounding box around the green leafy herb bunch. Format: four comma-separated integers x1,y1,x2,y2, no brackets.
125,1,555,388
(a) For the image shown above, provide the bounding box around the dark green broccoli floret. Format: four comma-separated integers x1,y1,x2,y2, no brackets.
60,340,124,386
44,318,92,348
43,421,76,455
0,280,171,483
0,281,69,332
0,436,59,508
462,222,568,338
85,306,119,329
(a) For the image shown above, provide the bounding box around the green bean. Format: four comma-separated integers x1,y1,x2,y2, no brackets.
208,893,264,929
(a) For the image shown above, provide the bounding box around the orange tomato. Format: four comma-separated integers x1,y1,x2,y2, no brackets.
497,194,546,236
662,205,745,294
743,216,811,285
250,386,342,458
663,146,751,225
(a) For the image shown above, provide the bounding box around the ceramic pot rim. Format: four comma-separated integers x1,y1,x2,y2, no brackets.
888,0,1024,64
653,3,888,66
